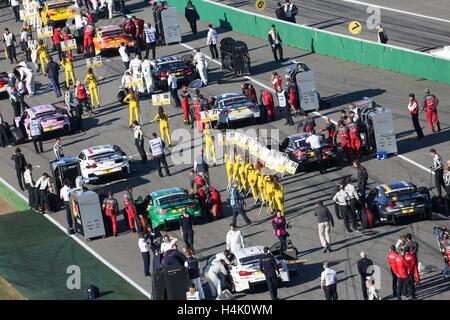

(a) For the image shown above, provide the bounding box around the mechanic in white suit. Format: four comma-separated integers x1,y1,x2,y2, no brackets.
226,223,244,253
16,61,35,96
129,53,143,76
193,48,208,86
141,58,154,95
205,259,229,298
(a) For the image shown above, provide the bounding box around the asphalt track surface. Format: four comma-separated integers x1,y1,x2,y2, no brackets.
0,0,449,300
218,0,450,51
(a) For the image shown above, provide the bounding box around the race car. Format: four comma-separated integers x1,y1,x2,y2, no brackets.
362,181,431,228
14,104,71,140
280,132,338,171
203,246,290,293
150,55,198,91
41,0,78,25
145,188,202,229
78,144,130,181
93,25,134,56
212,93,261,128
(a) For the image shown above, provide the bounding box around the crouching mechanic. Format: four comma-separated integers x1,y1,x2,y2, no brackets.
205,256,230,298
123,186,137,232
102,191,119,237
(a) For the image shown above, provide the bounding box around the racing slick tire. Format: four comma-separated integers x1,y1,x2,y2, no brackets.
360,207,375,229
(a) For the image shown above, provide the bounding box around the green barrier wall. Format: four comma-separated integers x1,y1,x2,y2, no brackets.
171,0,450,85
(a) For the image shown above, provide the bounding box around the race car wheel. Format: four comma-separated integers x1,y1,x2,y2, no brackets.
360,208,374,229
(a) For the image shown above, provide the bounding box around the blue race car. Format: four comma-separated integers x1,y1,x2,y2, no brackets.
362,181,431,228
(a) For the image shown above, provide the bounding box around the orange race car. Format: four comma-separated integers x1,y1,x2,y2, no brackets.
93,25,133,55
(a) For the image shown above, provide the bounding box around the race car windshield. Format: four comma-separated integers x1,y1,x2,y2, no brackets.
159,62,185,71
100,30,124,38
89,152,116,161
293,139,308,149
157,194,191,208
239,254,266,266
36,110,57,118
221,97,249,108
47,3,72,9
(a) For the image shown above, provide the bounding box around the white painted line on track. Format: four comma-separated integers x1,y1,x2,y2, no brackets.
342,0,450,24
0,176,152,300
180,42,435,176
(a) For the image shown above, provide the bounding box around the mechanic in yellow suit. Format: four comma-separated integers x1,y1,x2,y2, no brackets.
123,88,140,127
233,153,241,188
257,170,266,203
238,157,248,192
61,54,76,88
225,149,235,188
246,163,259,201
273,175,285,215
153,106,171,146
36,40,49,75
264,175,276,212
84,67,101,109
203,122,216,165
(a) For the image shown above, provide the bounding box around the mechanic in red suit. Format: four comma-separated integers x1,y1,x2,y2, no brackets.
260,90,275,122
124,18,137,39
83,23,95,58
209,185,223,219
123,186,137,232
338,122,352,161
387,245,399,297
422,88,441,132
180,85,191,124
348,119,361,158
404,247,420,300
395,251,411,300
286,78,299,114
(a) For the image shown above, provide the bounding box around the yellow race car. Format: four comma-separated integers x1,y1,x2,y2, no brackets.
41,0,78,25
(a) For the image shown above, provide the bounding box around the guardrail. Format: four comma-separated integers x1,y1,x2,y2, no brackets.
171,0,450,85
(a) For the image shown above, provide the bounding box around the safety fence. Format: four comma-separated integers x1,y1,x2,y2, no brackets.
171,0,450,85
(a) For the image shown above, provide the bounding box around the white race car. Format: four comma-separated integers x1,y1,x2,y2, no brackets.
204,246,290,293
78,144,129,181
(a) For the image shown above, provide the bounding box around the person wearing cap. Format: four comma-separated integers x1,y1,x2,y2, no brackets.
124,87,140,128
422,88,441,132
11,148,27,191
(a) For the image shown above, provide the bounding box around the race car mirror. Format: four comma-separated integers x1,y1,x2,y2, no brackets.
188,79,203,90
